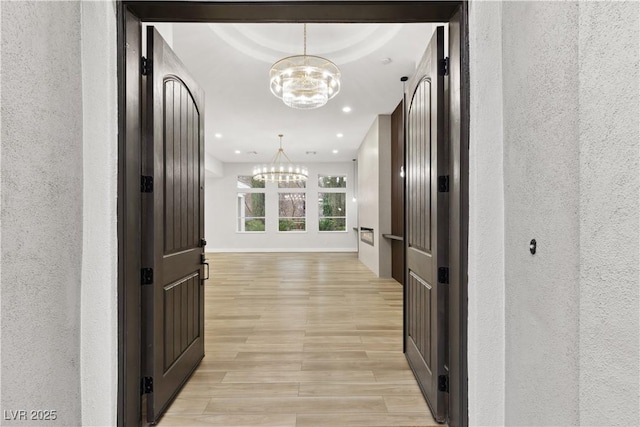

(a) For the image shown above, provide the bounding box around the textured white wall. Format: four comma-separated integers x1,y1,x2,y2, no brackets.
468,1,640,425
502,2,581,424
578,2,640,424
205,162,358,252
467,1,505,425
79,2,118,426
357,115,392,278
1,2,83,425
1,2,118,425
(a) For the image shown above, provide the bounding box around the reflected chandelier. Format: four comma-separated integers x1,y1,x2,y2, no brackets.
269,24,341,110
252,134,308,183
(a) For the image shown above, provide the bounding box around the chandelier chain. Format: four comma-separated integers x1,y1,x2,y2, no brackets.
303,23,307,56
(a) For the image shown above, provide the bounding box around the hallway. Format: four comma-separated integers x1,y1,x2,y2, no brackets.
158,252,437,426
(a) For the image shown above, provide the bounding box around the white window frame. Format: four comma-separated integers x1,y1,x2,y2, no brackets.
278,191,307,233
317,175,347,232
237,176,266,233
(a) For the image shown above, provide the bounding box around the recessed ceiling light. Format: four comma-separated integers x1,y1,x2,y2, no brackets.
215,133,222,138
332,149,339,154
234,150,241,154
336,133,343,138
342,106,352,113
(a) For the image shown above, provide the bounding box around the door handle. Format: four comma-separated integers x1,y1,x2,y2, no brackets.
201,253,210,281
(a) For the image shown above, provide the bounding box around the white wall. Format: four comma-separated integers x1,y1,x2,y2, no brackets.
467,2,505,425
357,115,392,278
206,152,224,178
80,2,118,426
578,2,639,424
468,1,640,425
1,2,118,426
205,162,358,252
502,2,581,424
1,3,83,425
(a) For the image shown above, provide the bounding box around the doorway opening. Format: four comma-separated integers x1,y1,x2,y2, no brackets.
117,2,468,426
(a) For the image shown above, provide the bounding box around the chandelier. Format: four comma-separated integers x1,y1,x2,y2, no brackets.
269,24,341,110
252,134,308,183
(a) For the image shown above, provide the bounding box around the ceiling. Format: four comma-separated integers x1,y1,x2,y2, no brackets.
167,23,436,163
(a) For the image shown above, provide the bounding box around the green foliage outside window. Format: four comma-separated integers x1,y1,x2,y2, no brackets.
244,219,265,231
318,192,346,231
279,218,306,231
246,193,265,217
278,193,305,231
319,218,346,231
238,192,265,232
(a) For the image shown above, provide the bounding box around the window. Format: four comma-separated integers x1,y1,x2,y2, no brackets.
279,193,306,231
278,180,306,189
237,175,265,189
237,176,265,232
317,175,347,231
318,193,346,231
318,175,347,188
237,193,265,232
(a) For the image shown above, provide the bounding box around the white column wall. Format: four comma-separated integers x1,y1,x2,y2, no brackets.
467,1,506,425
79,2,118,426
502,2,581,424
577,2,640,424
467,1,640,425
1,3,83,425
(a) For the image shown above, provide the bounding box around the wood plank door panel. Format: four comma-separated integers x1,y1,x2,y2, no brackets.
404,26,448,423
143,26,205,424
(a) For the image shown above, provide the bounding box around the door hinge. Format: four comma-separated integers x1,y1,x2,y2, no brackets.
141,268,153,285
438,175,449,193
141,175,154,193
438,374,449,392
439,57,449,76
141,376,153,395
141,56,152,76
438,267,449,284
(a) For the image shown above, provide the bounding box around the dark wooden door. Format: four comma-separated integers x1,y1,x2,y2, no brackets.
142,26,205,424
404,26,448,423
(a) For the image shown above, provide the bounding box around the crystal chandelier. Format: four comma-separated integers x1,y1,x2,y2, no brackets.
269,24,341,110
253,134,308,183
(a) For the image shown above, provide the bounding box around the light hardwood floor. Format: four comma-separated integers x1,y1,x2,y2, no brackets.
158,252,437,427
